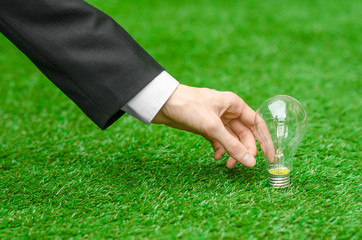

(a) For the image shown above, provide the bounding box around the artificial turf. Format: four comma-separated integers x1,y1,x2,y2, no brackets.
0,0,361,239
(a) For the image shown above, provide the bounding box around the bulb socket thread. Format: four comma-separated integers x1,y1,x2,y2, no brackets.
268,171,290,188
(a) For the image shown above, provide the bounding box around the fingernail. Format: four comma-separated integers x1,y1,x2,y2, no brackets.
242,153,250,162
241,154,256,167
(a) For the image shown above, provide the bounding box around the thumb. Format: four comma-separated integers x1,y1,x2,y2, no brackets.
211,123,256,167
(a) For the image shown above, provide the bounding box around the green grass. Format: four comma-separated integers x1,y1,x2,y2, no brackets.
0,0,361,239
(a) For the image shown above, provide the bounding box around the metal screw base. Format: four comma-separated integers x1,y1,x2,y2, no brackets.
268,171,290,188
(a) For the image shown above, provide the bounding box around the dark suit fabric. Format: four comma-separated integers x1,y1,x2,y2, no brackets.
0,0,164,129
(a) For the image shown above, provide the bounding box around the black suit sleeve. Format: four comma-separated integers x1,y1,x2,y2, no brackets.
0,0,164,129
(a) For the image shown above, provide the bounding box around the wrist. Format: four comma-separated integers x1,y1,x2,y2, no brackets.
151,84,184,124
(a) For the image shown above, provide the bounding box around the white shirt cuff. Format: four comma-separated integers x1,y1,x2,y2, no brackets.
121,71,179,124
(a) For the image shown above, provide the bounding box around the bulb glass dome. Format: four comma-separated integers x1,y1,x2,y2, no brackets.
255,95,307,188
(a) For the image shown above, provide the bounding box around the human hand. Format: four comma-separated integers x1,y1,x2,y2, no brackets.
152,84,273,168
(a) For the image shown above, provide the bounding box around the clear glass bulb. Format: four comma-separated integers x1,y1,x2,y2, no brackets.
254,95,307,188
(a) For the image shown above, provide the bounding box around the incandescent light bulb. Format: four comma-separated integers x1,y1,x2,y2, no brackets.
255,95,307,188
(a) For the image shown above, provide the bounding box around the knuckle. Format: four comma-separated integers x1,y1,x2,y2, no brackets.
201,120,219,134
227,140,241,153
224,92,244,106
224,91,237,99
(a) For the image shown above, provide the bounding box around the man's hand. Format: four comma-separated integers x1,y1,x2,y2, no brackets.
152,84,267,168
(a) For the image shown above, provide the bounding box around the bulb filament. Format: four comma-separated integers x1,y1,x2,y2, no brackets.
274,120,287,175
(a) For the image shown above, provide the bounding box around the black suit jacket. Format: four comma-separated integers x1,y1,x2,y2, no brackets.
0,0,164,129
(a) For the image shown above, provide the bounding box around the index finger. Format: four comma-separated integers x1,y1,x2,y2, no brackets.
239,103,275,163
254,113,275,163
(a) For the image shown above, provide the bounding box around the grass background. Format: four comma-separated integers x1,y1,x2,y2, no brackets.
0,0,361,239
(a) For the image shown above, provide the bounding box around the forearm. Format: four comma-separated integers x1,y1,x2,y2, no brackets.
0,0,163,129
